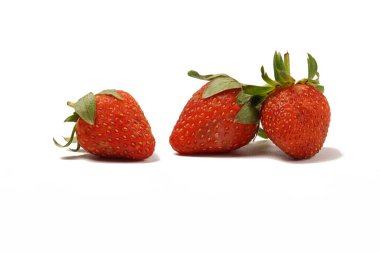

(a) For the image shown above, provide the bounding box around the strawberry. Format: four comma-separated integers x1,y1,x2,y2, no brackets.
247,52,330,159
170,71,259,154
54,89,155,160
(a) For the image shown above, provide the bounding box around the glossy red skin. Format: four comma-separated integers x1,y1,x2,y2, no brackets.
170,83,258,154
261,84,330,159
76,91,155,160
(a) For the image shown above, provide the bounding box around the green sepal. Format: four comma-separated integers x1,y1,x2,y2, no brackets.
307,53,319,81
278,69,294,84
203,78,241,98
284,52,291,76
297,53,324,93
53,124,77,148
250,95,266,107
188,70,241,99
54,90,99,151
69,142,81,152
273,52,295,84
54,125,81,152
308,79,319,85
188,70,231,81
73,92,96,125
296,79,325,93
261,66,278,86
242,85,273,96
64,112,79,123
273,51,286,82
235,102,259,124
315,85,324,93
64,136,77,143
258,127,268,139
316,72,320,82
236,90,252,105
98,89,123,100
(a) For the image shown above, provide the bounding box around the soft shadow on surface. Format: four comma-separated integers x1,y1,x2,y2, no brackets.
175,140,342,163
174,140,286,159
294,147,342,164
61,153,160,164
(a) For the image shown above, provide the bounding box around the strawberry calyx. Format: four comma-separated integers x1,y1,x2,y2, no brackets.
242,51,326,138
188,70,242,98
53,89,123,151
259,51,324,91
296,53,324,93
188,70,260,124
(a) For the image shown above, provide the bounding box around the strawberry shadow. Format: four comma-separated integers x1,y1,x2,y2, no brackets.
175,140,342,163
174,140,285,159
60,152,160,163
292,147,342,164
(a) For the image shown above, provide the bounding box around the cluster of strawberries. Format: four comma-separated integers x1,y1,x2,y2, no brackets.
55,52,330,160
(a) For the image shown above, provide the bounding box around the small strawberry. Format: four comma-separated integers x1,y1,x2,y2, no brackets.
54,89,155,160
247,52,330,159
170,71,259,154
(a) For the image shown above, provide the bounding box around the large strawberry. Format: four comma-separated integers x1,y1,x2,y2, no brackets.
170,71,259,154
54,89,155,160
246,52,330,159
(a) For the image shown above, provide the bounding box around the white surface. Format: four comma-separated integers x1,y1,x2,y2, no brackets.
1,0,379,252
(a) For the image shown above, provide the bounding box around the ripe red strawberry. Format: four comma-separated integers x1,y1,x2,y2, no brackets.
54,89,155,160
170,71,259,154
254,52,330,159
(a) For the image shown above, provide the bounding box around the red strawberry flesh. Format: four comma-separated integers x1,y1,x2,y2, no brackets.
261,84,330,159
76,91,155,160
170,83,258,154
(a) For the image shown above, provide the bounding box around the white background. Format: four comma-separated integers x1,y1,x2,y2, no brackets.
1,0,379,252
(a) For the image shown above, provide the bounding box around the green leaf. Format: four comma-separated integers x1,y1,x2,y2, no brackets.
64,112,79,123
258,127,268,139
98,89,122,100
307,53,318,80
261,66,278,86
235,103,259,124
242,85,273,96
188,70,230,81
202,77,241,98
236,90,252,105
74,92,96,125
